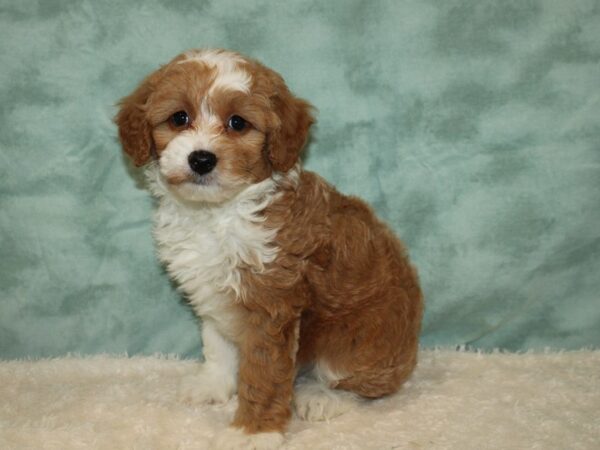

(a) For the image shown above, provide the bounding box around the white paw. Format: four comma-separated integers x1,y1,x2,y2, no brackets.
178,365,236,405
294,381,357,422
212,427,284,450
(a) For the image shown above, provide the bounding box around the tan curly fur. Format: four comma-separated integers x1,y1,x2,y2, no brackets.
116,49,423,438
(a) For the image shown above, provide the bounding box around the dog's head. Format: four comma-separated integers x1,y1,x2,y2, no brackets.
115,49,314,202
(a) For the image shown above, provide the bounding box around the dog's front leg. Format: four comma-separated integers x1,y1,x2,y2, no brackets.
214,313,300,450
179,318,238,405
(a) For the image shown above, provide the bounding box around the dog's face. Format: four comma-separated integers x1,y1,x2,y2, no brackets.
116,49,314,202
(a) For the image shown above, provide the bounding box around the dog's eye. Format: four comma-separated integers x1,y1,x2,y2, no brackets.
170,111,189,128
227,115,246,132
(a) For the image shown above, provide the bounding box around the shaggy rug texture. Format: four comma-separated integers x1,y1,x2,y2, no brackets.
1,349,598,449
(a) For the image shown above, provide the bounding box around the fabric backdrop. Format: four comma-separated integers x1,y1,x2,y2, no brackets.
1,0,599,359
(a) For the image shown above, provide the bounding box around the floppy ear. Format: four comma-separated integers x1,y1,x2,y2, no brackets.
114,75,157,167
115,54,189,166
267,87,315,173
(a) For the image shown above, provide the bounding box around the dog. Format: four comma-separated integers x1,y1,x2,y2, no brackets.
116,49,423,449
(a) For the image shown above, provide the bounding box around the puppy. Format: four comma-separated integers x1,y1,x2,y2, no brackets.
116,49,423,449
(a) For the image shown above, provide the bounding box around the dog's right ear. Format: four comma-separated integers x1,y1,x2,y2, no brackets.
114,73,157,167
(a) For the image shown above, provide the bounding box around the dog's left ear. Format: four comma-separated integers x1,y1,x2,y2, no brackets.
267,85,315,173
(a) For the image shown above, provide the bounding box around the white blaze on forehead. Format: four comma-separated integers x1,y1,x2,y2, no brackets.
181,49,252,95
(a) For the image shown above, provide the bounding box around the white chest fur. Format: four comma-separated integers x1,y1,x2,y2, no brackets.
147,166,281,328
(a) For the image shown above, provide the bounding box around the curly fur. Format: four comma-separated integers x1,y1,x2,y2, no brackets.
115,48,423,447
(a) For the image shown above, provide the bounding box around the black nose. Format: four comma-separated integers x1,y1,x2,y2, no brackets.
188,150,217,175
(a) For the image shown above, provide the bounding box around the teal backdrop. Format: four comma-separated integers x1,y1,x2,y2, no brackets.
1,0,599,359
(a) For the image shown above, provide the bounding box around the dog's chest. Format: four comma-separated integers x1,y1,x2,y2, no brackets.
152,196,278,319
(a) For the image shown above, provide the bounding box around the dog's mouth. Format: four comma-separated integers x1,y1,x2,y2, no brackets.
190,172,217,186
165,172,216,187
160,164,250,204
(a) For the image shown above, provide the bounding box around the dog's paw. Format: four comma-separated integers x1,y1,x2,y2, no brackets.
294,381,357,422
212,427,284,450
178,365,236,405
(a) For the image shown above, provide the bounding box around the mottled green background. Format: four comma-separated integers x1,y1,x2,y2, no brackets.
1,0,599,359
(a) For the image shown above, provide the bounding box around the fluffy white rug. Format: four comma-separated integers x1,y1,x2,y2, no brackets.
1,349,598,449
